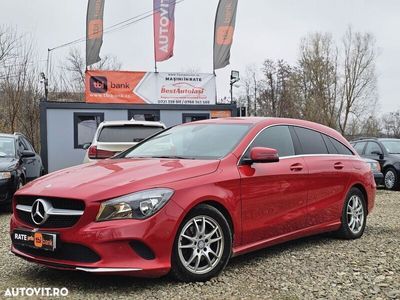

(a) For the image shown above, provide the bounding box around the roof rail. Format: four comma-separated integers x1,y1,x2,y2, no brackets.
13,132,27,138
350,136,378,142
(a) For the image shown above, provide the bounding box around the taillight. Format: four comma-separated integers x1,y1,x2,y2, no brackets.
88,145,115,159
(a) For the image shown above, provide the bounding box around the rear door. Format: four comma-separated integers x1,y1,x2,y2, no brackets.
292,126,352,227
239,125,309,244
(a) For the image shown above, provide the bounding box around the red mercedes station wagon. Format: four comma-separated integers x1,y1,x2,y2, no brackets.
10,118,375,282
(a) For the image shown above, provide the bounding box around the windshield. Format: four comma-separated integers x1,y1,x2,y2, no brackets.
0,137,15,157
381,140,400,154
122,123,251,160
98,125,164,143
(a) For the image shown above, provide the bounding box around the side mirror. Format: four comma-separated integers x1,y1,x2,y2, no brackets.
371,150,383,159
82,143,92,150
243,147,280,165
21,150,35,158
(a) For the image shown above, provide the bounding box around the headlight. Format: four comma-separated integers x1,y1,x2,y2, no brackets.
96,188,174,221
369,162,381,172
0,172,12,180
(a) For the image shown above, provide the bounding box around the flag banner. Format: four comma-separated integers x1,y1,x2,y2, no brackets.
86,70,216,105
154,0,176,62
86,0,105,66
213,0,238,70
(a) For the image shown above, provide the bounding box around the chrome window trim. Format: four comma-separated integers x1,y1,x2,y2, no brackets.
237,123,355,166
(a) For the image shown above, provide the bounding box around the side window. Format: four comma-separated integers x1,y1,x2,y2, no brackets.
17,139,25,153
294,127,328,154
74,113,104,149
329,137,353,155
353,142,366,155
365,142,382,156
245,126,295,158
22,138,34,152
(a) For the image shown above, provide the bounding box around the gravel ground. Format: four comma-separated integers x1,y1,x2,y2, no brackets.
0,189,399,299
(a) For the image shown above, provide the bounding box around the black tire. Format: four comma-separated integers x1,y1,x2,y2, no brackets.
384,167,399,190
337,187,367,239
171,204,232,282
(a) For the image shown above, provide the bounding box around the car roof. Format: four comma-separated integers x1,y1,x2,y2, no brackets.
100,120,166,127
192,117,345,141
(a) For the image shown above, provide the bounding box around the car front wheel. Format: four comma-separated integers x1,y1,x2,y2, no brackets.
384,167,399,190
171,204,232,282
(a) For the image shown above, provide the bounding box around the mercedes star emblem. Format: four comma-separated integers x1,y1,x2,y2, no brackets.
31,199,51,226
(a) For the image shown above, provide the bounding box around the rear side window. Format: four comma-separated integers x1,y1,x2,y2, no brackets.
329,137,353,155
246,125,295,157
353,142,366,154
98,125,164,143
294,127,328,154
322,135,354,155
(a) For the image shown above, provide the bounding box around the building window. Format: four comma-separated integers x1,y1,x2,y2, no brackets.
73,113,104,149
182,113,210,123
128,110,160,122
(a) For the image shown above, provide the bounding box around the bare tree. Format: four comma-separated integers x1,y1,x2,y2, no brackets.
381,111,400,138
0,26,18,65
52,47,122,101
295,32,340,128
338,27,377,134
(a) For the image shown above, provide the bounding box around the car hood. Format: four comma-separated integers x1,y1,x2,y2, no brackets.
19,158,220,202
0,157,18,171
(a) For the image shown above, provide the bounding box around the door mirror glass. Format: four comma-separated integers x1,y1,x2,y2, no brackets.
371,150,383,157
21,150,35,158
247,147,279,164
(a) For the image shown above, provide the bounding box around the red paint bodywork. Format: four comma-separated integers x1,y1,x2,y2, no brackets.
10,118,376,277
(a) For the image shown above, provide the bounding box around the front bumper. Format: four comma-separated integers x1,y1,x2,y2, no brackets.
0,177,17,204
373,172,384,186
10,199,184,277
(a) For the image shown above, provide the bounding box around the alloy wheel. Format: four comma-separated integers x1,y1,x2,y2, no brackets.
346,195,365,234
177,215,224,275
385,170,396,189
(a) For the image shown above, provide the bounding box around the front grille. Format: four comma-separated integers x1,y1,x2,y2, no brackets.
14,242,100,263
15,196,85,228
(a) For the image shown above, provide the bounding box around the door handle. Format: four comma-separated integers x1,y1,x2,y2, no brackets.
334,162,344,170
290,163,303,171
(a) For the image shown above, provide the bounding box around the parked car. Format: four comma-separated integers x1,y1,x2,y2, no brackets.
0,133,44,209
83,120,166,163
10,118,375,282
363,158,383,186
350,138,400,190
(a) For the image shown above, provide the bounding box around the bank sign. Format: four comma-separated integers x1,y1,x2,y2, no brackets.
85,70,217,105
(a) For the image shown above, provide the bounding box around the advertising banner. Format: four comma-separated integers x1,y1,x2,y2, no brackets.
86,0,105,66
213,0,239,70
85,70,216,105
154,0,176,62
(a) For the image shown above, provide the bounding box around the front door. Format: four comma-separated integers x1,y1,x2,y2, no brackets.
239,125,309,244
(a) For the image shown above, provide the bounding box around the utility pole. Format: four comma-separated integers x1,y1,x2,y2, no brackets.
253,72,257,116
40,72,49,101
230,70,240,104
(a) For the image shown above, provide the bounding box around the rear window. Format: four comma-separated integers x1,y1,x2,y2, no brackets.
98,125,164,143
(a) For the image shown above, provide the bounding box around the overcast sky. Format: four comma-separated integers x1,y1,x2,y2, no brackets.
1,0,399,113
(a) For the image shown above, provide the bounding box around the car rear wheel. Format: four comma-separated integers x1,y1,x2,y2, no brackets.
384,167,399,190
337,187,367,239
171,204,232,282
